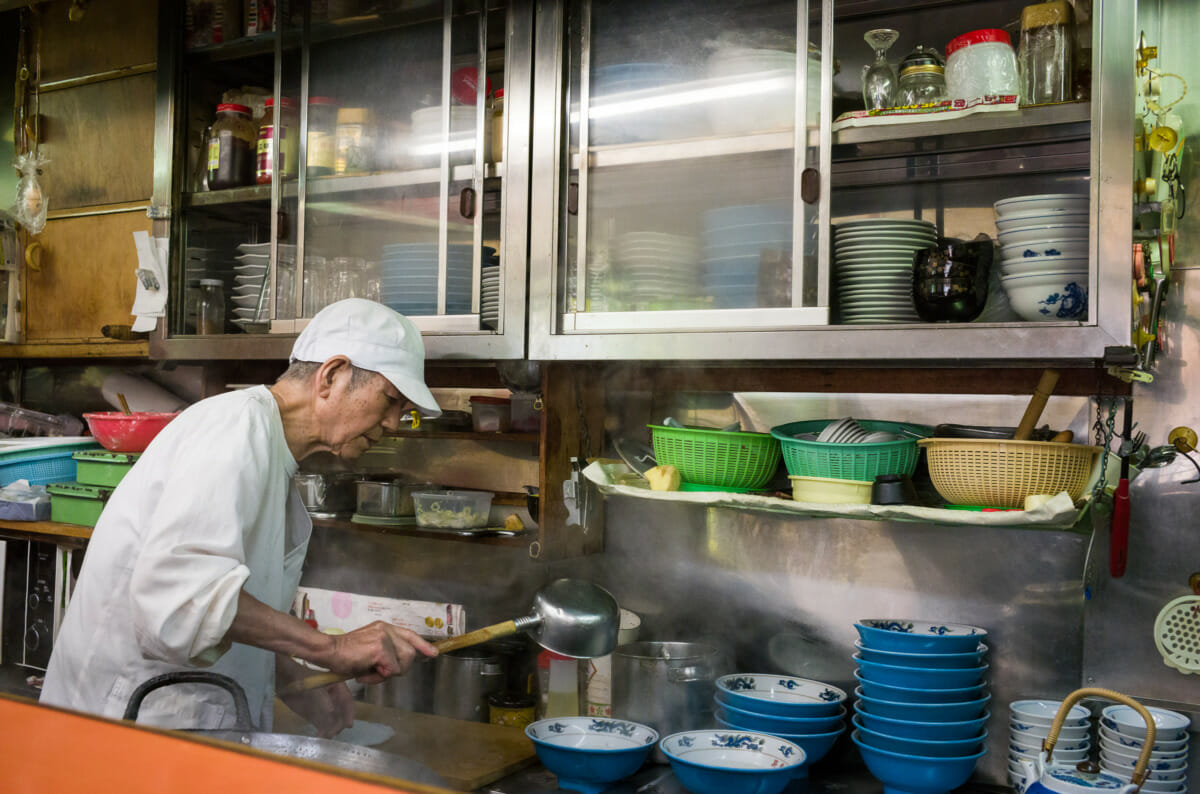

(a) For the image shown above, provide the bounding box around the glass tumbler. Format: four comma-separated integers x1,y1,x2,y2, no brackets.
302,255,329,318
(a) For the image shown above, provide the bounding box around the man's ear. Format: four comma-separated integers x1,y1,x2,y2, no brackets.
314,356,352,398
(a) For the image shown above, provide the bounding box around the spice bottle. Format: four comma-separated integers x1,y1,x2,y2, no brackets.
334,107,373,176
197,279,226,334
306,97,338,178
207,103,257,190
257,97,298,184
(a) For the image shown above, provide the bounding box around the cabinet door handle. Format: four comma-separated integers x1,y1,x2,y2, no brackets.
567,182,579,216
801,168,820,205
460,187,477,219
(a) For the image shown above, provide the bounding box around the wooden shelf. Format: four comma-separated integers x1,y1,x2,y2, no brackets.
384,430,538,443
0,341,149,359
0,520,92,541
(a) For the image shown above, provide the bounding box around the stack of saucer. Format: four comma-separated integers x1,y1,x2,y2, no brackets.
1007,700,1090,788
1100,705,1190,793
615,231,699,310
833,219,935,324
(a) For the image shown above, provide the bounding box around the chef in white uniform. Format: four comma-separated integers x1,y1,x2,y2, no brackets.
42,299,441,737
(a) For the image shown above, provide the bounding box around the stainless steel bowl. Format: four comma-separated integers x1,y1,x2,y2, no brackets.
356,479,429,517
293,472,356,515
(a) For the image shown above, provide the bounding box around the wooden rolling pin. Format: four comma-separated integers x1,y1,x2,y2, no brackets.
1014,369,1060,441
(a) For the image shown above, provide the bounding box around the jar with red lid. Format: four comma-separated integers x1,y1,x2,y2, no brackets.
256,97,298,184
306,96,338,178
944,28,1019,103
207,103,257,190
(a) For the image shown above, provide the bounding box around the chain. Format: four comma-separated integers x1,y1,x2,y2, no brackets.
1090,397,1120,503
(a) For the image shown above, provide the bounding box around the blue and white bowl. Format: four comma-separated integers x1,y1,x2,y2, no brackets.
1099,723,1189,754
715,674,846,717
713,715,844,779
1100,747,1188,771
853,654,989,690
852,702,990,742
852,716,986,759
855,619,988,654
851,730,987,794
1101,705,1190,743
660,730,805,794
853,671,987,705
1000,271,1089,322
855,687,991,723
1009,699,1090,728
1101,760,1189,783
1010,730,1088,754
996,223,1090,247
853,640,987,670
525,717,658,794
1000,238,1089,261
1009,720,1090,744
716,696,846,734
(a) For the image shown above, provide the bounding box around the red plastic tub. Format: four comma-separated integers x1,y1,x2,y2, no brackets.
83,412,180,453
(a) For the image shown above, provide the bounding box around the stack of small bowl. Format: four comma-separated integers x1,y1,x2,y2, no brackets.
1007,700,1091,788
850,619,991,794
994,193,1089,322
1100,704,1190,793
713,673,847,780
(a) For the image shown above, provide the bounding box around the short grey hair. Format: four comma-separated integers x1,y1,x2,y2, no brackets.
278,360,379,390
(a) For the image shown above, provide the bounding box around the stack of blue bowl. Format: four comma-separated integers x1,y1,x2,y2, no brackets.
713,673,847,780
850,619,991,794
701,204,792,309
589,63,695,144
380,243,493,316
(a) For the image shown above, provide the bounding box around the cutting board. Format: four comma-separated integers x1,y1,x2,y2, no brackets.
273,699,536,790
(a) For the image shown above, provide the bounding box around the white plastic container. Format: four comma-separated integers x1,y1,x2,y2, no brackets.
945,29,1019,102
413,489,494,528
469,395,512,433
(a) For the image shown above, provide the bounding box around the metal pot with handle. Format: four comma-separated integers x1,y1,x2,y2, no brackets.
123,671,448,787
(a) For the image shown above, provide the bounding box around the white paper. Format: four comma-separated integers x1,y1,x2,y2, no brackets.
292,586,466,640
131,232,169,333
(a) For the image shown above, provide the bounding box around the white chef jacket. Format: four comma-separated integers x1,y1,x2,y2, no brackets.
41,386,312,730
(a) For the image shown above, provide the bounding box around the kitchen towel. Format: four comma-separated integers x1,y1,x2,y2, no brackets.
130,231,169,333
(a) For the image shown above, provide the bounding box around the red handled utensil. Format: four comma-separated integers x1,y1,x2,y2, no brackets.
1110,398,1133,577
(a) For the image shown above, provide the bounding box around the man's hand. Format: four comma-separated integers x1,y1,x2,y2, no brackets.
319,621,438,683
276,655,354,738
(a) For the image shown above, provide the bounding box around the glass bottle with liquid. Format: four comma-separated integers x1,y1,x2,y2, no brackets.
197,279,226,335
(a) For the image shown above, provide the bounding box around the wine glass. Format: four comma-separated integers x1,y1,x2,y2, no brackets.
862,29,900,111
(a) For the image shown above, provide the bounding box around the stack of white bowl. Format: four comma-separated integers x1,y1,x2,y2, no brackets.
702,203,791,309
480,261,499,330
614,231,700,310
994,193,1089,322
1100,704,1190,793
1007,700,1091,788
833,219,935,324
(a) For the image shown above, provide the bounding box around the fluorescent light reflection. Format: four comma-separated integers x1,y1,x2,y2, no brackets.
571,73,794,123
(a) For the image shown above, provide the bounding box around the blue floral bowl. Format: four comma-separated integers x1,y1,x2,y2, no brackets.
854,654,989,689
852,729,987,794
716,695,847,734
715,714,845,779
852,702,991,741
715,674,846,717
854,640,987,670
854,670,987,704
852,715,987,758
855,619,988,654
525,717,658,794
660,730,805,794
855,687,991,723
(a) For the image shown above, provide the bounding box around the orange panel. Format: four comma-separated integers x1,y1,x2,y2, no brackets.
0,695,450,794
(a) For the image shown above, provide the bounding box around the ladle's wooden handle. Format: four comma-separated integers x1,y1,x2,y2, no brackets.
117,393,132,415
276,620,522,697
1014,370,1060,441
1043,687,1155,787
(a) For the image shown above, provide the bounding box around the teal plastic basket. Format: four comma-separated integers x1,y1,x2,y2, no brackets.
648,425,781,489
769,420,931,481
0,441,102,487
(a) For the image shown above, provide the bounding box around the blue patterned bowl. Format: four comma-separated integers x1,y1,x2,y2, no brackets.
525,717,658,794
660,730,805,794
854,655,989,689
714,715,845,779
855,619,988,654
716,695,846,734
852,730,986,794
855,687,991,722
854,640,988,670
852,702,991,741
852,715,987,758
715,674,846,717
854,670,987,704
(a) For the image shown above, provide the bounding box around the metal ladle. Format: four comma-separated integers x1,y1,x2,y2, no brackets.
279,578,619,696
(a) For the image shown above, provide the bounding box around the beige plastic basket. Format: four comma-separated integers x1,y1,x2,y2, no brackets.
917,438,1102,508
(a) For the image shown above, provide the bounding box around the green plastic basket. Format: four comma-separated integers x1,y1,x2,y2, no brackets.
770,420,931,481
648,425,781,489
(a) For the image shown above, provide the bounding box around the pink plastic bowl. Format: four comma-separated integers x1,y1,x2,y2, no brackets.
83,411,179,453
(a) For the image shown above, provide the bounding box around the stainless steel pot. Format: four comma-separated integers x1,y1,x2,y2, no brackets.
432,647,506,722
123,671,447,786
611,641,724,763
362,656,435,713
293,472,356,516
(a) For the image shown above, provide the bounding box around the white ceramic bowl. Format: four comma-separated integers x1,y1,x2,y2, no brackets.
1101,759,1188,782
999,257,1089,277
1010,721,1090,743
1010,700,1091,727
1099,724,1190,753
994,193,1090,216
997,223,1090,246
790,475,872,504
995,212,1089,232
1001,274,1088,322
1001,238,1089,260
1130,779,1188,794
1010,747,1089,764
1010,731,1089,753
1101,741,1189,764
1101,705,1190,742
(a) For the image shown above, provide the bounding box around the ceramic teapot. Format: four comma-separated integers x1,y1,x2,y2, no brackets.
1015,688,1156,794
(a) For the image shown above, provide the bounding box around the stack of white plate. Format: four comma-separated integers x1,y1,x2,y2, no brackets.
481,264,499,329
379,243,482,316
1100,705,1190,793
833,219,935,324
994,194,1089,322
816,417,900,444
615,231,699,309
1007,700,1091,789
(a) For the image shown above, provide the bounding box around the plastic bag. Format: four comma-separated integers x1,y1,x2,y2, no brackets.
14,151,48,235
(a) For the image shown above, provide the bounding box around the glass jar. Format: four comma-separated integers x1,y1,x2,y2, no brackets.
489,88,504,164
944,29,1019,102
206,103,257,190
1018,0,1075,106
197,279,226,334
257,97,299,184
334,107,373,176
306,97,338,178
897,46,946,107
302,255,329,317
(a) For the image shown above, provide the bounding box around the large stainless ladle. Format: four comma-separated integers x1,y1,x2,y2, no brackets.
279,578,619,696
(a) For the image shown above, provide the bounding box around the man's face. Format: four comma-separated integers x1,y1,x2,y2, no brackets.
322,366,410,460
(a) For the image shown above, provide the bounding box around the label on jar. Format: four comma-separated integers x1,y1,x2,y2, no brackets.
256,126,274,183
307,131,335,174
256,124,296,183
207,138,220,173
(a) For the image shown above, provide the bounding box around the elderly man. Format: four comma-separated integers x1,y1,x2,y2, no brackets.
42,299,439,737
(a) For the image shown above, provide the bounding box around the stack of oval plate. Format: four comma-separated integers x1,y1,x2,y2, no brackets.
994,193,1089,322
1007,700,1090,788
1100,704,1190,793
615,231,700,310
713,673,847,780
833,219,935,324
